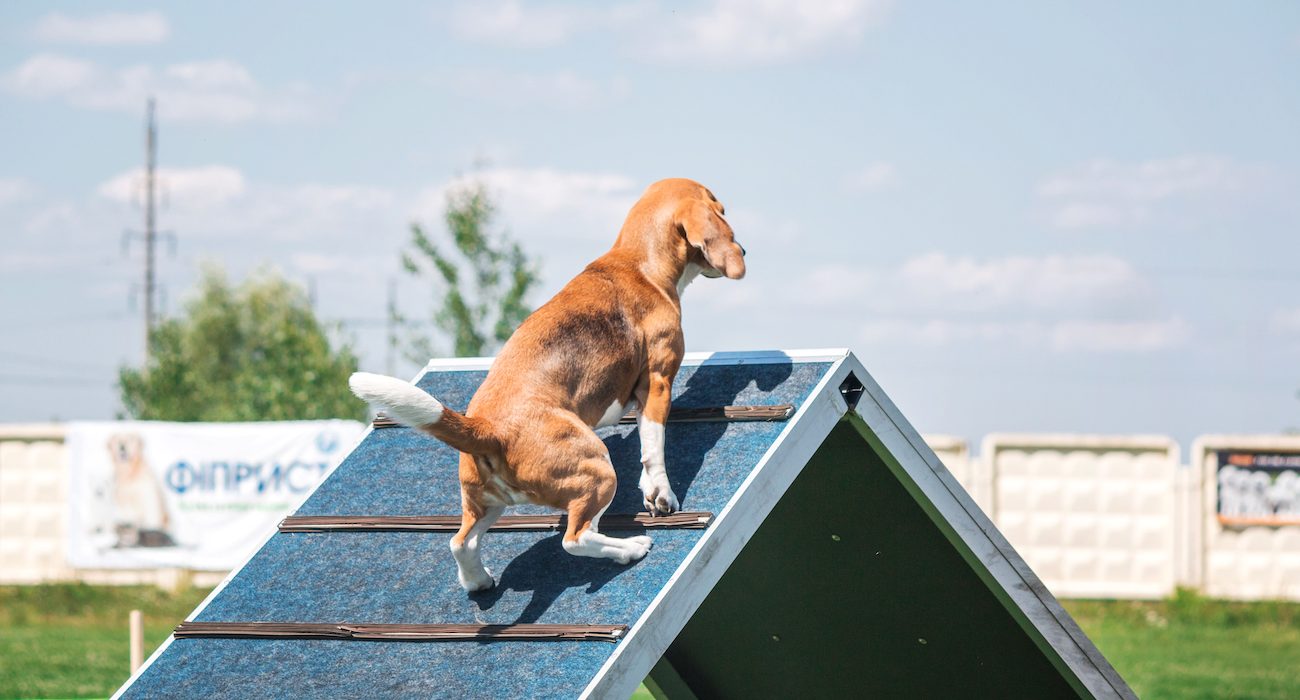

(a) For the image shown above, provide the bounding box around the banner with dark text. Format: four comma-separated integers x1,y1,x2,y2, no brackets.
65,420,365,569
1216,450,1300,526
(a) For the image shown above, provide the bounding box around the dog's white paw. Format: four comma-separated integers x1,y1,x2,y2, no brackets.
640,470,679,515
617,535,653,564
642,486,680,516
458,566,495,593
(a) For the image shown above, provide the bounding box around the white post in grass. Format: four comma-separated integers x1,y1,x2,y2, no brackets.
129,609,144,673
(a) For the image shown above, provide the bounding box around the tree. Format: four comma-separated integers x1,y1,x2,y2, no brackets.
397,179,539,360
118,264,364,421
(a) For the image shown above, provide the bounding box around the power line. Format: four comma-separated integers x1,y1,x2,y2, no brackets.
1141,266,1299,283
5,311,131,331
0,350,116,373
145,97,157,357
386,278,397,376
0,372,105,386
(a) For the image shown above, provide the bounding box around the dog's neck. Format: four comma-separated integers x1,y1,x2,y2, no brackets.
676,262,704,296
610,218,693,301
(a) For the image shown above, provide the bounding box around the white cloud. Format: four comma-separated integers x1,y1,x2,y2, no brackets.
19,202,84,238
445,0,888,67
250,184,399,242
440,68,629,108
854,316,1190,353
4,54,96,97
32,11,169,46
2,55,314,123
858,319,1043,348
447,1,571,47
799,262,872,303
799,253,1147,313
1050,317,1190,353
0,252,68,273
98,166,248,209
845,162,896,191
87,166,400,248
291,253,354,275
643,0,889,66
291,184,397,211
793,253,1180,353
1270,308,1300,335
446,1,640,47
415,167,640,240
0,178,34,207
164,61,255,90
1038,155,1269,230
895,253,1145,311
83,164,632,253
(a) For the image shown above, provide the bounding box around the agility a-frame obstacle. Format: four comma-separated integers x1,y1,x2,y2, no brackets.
116,349,1132,699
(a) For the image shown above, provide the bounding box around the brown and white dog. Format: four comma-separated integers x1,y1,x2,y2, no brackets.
350,178,745,591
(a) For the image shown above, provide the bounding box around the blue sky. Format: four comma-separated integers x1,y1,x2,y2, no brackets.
1,1,1297,449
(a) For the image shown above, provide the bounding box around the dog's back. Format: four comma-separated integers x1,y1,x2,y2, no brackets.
471,254,671,432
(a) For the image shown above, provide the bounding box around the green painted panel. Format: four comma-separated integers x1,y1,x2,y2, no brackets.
663,420,1083,698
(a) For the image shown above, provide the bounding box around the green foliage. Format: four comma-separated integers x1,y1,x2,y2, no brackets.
398,180,539,359
118,265,364,421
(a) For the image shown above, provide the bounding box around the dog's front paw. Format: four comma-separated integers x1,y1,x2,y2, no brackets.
617,535,653,564
640,471,679,515
642,486,680,516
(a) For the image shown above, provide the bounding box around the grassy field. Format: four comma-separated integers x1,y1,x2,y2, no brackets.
1064,589,1300,699
2,584,1298,698
0,584,210,699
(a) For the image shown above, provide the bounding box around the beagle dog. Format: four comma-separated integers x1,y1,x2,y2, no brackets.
350,178,745,591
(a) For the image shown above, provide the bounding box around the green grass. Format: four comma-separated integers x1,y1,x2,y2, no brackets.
1061,589,1300,700
2,584,1298,698
0,584,211,699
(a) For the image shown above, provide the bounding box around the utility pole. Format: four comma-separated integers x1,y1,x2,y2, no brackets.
123,98,173,366
386,278,397,376
143,97,158,361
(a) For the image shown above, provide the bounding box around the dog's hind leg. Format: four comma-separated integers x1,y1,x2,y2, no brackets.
560,457,652,564
451,500,505,592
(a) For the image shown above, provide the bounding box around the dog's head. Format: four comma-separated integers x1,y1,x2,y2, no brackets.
632,178,746,281
107,433,145,478
669,180,746,281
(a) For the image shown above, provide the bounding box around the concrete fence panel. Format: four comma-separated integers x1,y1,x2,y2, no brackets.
923,434,992,515
984,434,1179,599
1194,435,1300,600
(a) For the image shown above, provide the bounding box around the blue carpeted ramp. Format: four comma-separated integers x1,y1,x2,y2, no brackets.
115,350,1133,699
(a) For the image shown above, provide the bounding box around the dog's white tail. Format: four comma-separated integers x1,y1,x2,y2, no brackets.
350,372,444,426
349,372,501,455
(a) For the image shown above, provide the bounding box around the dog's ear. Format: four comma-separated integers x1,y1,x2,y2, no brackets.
679,201,746,279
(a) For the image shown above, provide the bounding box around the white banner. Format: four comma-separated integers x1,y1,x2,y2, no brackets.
65,420,366,570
